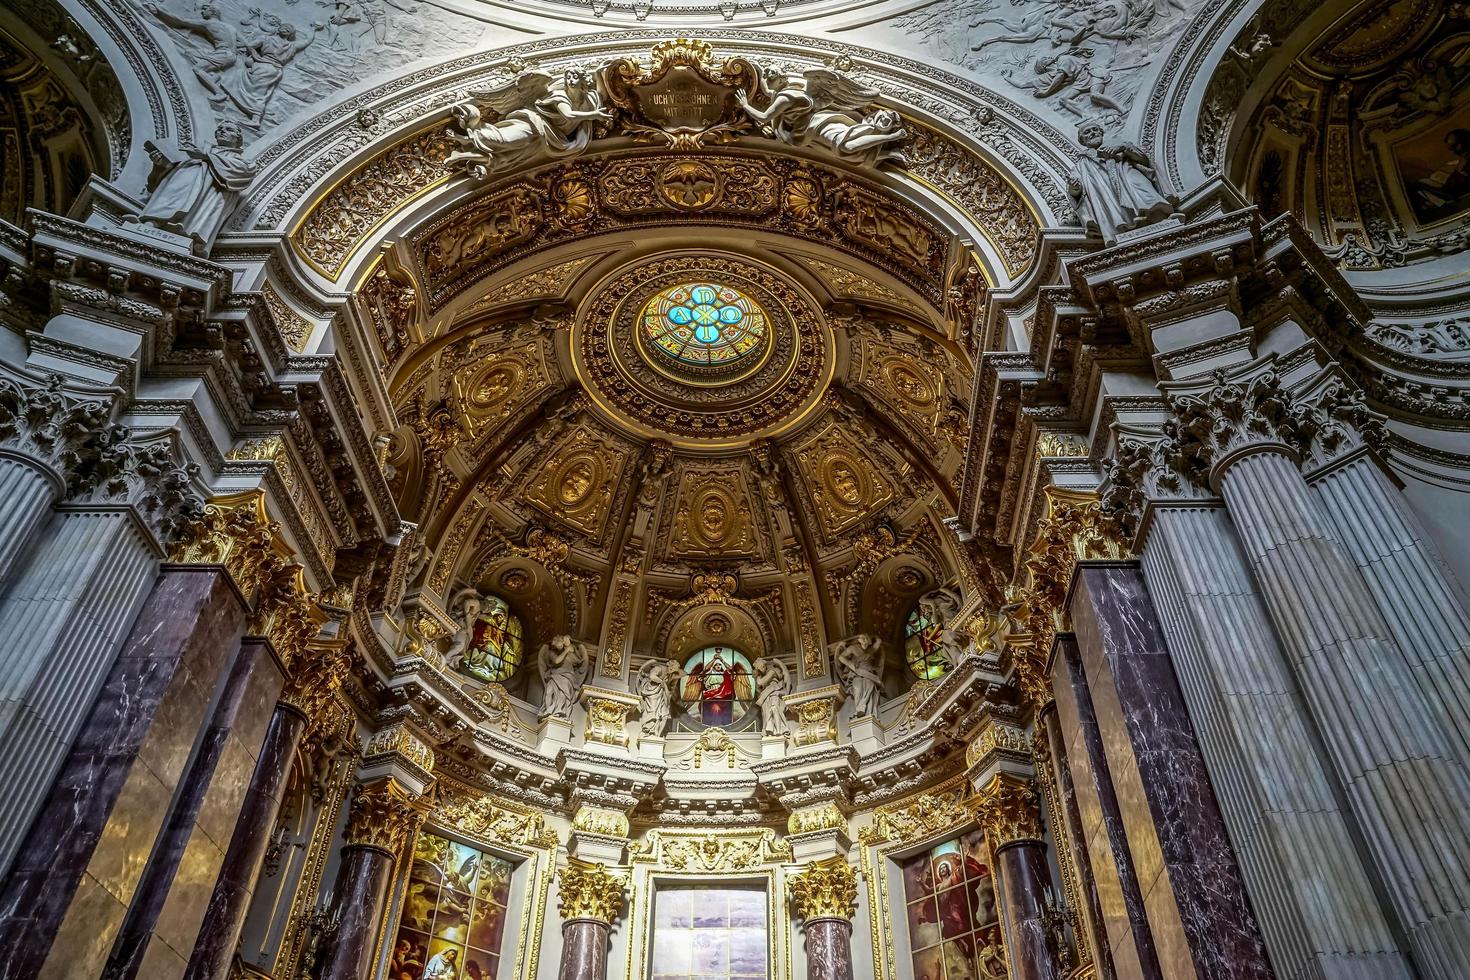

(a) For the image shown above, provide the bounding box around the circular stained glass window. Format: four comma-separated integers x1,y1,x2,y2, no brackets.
641,283,768,367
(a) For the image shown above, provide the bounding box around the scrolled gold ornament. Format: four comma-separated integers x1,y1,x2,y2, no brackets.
974,773,1044,848
344,780,423,855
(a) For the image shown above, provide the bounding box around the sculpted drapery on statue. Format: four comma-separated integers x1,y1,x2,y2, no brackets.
537,635,594,721
736,67,908,167
447,70,614,181
446,45,908,180
831,634,883,718
637,658,680,737
753,657,792,737
1067,120,1174,243
127,120,258,250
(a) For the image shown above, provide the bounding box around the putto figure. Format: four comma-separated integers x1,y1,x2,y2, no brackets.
127,120,257,251
448,69,613,180
1068,119,1176,242
737,66,908,167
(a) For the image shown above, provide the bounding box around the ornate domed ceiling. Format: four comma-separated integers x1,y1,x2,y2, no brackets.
377,191,981,711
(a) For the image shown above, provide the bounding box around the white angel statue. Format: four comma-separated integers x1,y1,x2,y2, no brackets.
918,586,970,671
831,634,885,718
440,589,483,670
736,66,908,167
753,657,793,737
536,634,592,721
637,658,680,737
447,68,613,180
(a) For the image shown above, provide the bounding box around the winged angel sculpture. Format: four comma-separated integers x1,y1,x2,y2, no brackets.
736,66,908,167
447,69,613,180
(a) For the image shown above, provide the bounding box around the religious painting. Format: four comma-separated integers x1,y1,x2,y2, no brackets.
899,832,1000,980
453,594,524,685
1394,102,1470,227
904,605,949,680
651,886,768,980
678,645,756,729
391,831,515,980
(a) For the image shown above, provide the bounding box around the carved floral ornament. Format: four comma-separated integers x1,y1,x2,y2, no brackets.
344,779,427,855
973,773,1044,848
631,829,792,872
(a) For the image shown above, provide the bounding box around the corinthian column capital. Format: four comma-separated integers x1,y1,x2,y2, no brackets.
343,779,424,856
974,773,1044,849
0,373,111,484
788,857,858,923
556,860,628,924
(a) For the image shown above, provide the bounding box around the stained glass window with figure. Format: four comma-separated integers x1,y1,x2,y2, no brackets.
899,831,1001,980
678,645,756,729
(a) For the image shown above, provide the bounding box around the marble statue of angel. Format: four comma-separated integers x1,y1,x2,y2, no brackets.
919,585,971,671
736,66,908,167
536,634,592,721
440,588,483,669
637,658,680,738
447,68,613,180
753,657,793,738
831,634,884,719
1068,119,1176,243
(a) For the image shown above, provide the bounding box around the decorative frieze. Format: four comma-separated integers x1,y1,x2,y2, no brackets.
572,805,631,839
789,858,859,922
788,802,849,836
630,829,792,872
861,776,972,847
557,860,628,923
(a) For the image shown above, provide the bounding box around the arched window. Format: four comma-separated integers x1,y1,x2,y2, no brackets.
904,605,950,680
454,595,524,684
677,645,756,729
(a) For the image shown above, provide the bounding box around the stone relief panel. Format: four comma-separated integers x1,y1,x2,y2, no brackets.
793,421,899,539
522,423,630,540
448,336,555,440
665,465,762,560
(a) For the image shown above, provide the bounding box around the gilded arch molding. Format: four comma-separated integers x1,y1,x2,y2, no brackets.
220,32,1077,290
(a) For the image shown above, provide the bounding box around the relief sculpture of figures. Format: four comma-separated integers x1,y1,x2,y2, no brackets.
221,11,326,125
831,634,884,718
448,69,613,180
143,2,238,95
536,634,592,721
737,67,908,167
752,657,792,737
1068,119,1176,243
637,658,680,737
126,119,257,251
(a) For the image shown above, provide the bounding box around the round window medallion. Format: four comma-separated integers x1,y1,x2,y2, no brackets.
572,254,834,447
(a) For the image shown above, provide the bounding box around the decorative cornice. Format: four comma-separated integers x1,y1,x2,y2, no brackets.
557,860,628,924
788,857,858,922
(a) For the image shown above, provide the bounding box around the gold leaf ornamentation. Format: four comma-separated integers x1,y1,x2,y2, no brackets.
789,858,858,922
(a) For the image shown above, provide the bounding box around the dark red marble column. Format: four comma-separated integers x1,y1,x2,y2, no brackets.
183,698,309,980
803,918,855,980
558,919,611,980
101,636,277,980
1068,561,1273,980
315,780,419,980
975,775,1061,980
0,566,247,980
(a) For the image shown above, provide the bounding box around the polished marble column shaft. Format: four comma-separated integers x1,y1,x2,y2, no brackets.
802,918,854,980
1219,449,1470,977
1050,634,1163,980
1038,702,1116,980
1141,503,1410,977
182,700,308,980
993,839,1060,980
0,565,248,980
558,919,611,980
316,846,395,980
1069,562,1273,980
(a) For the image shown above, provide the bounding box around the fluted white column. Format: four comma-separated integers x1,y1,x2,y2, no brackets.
1218,448,1470,978
1142,503,1411,979
0,506,159,874
1313,457,1470,768
0,453,60,589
